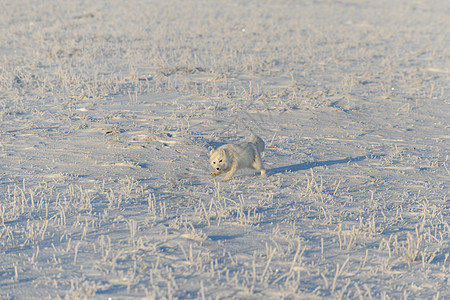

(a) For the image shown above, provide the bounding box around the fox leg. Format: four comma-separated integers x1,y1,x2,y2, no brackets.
211,171,223,177
222,166,237,182
252,154,266,177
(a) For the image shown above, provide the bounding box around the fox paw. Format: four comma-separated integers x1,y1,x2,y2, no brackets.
211,172,219,177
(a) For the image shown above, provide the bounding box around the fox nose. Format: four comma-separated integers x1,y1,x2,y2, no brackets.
216,167,220,170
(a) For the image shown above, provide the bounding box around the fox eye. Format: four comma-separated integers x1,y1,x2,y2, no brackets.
219,160,222,163
213,161,216,164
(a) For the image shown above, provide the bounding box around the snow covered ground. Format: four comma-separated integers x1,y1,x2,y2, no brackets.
0,0,449,298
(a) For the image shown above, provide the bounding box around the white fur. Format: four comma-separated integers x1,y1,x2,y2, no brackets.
210,135,266,181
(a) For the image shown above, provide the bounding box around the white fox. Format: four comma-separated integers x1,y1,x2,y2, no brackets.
210,135,266,181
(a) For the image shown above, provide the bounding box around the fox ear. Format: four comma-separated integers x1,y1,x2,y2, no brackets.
210,149,215,156
220,148,226,156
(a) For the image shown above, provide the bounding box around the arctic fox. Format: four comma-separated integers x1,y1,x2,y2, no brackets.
210,135,266,181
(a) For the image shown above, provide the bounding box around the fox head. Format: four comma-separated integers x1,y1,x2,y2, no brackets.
210,148,230,172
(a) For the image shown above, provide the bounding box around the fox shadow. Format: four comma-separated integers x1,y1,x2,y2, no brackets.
267,155,383,175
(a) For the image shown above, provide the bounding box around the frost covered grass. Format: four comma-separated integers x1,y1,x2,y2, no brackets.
1,0,449,299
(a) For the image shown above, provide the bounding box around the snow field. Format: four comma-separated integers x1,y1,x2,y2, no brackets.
0,0,449,298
